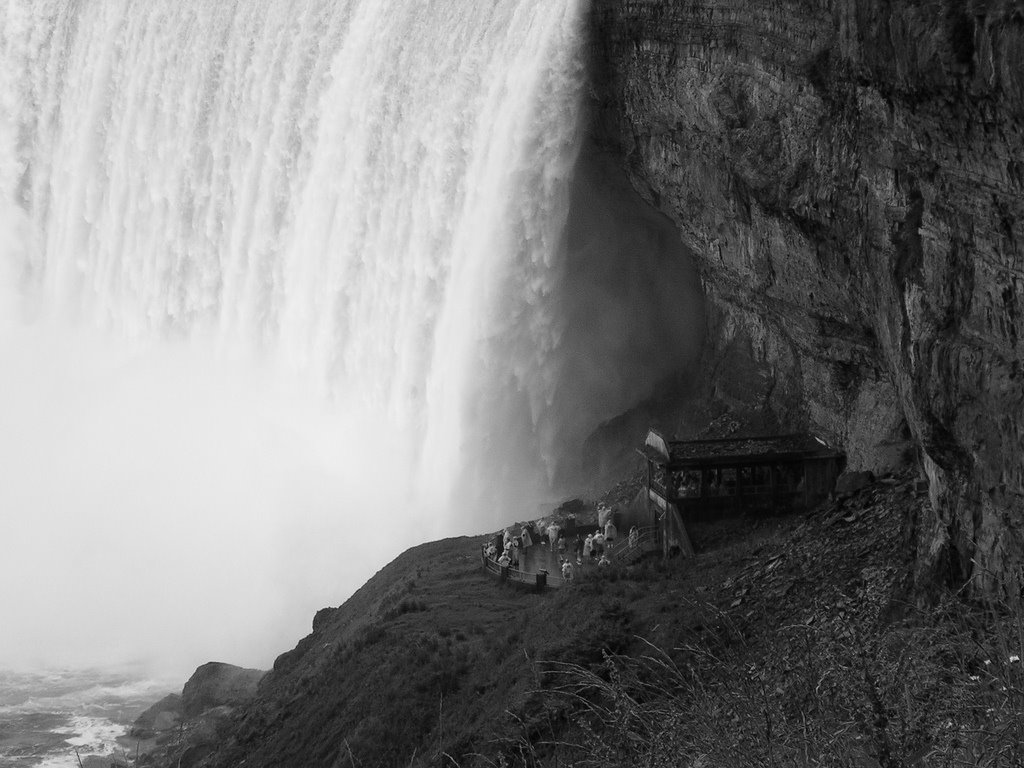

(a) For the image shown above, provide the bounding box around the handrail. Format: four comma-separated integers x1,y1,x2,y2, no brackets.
480,549,565,589
481,554,502,577
611,526,660,566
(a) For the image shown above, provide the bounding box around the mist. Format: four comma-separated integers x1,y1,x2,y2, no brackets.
0,289,436,677
0,152,706,681
475,142,705,497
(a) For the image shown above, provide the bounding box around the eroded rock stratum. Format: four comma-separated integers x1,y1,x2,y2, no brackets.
589,0,1023,595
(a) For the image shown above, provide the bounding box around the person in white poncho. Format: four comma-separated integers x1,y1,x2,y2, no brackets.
604,518,617,546
561,559,574,581
546,523,560,549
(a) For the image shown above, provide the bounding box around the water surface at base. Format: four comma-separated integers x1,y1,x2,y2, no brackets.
0,669,174,768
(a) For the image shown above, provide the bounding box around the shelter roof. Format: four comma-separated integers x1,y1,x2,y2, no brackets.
640,430,842,467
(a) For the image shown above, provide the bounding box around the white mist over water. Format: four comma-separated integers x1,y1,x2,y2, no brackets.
0,0,592,674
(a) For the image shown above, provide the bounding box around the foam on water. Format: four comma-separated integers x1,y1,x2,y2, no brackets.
59,716,126,750
0,669,176,768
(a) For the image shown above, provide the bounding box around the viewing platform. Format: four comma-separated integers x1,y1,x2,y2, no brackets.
480,526,660,591
481,429,843,589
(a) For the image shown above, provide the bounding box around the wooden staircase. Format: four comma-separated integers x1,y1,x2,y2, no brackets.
611,526,660,566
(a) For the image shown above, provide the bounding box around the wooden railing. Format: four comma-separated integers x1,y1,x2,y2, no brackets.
480,550,564,589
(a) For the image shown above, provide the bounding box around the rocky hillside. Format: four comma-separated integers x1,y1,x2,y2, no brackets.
141,535,670,767
143,472,1024,767
587,0,1023,596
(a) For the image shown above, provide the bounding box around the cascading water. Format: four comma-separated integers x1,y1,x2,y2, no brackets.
2,0,588,511
0,0,701,672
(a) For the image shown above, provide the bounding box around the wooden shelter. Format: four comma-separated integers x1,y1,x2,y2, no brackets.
638,430,845,557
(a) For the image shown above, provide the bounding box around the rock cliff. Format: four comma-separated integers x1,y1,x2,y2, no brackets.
128,663,264,766
588,0,1024,596
180,662,264,719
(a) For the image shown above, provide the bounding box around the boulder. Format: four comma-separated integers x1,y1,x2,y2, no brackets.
312,606,338,632
834,471,875,498
181,662,265,719
131,693,182,738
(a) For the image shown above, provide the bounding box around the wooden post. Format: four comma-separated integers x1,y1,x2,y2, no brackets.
646,458,653,529
669,503,696,558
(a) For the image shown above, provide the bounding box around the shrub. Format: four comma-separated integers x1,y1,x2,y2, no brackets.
501,593,1024,768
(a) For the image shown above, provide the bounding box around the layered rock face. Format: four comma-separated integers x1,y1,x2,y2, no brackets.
589,0,1023,594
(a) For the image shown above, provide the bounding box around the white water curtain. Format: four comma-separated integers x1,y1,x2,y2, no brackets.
0,0,589,514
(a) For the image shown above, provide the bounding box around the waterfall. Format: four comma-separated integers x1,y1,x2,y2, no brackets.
0,0,600,671
0,0,590,517
0,0,703,671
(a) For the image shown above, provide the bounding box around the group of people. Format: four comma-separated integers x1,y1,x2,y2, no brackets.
484,503,645,584
484,526,528,569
